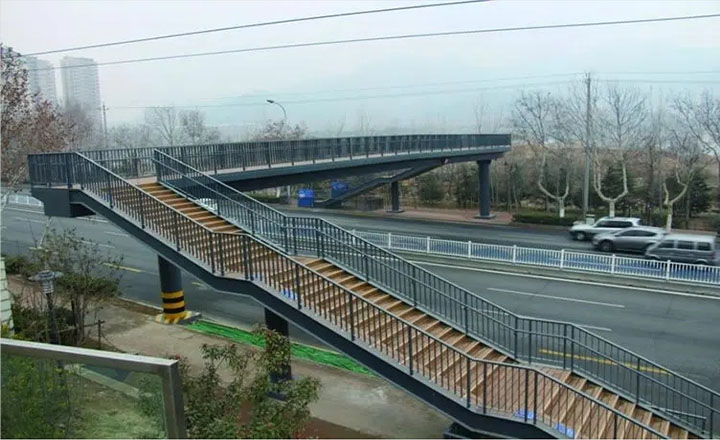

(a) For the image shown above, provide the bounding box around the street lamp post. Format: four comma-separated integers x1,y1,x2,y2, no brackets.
266,99,291,204
29,270,63,344
266,99,287,124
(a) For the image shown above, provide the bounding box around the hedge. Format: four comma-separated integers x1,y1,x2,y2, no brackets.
512,212,579,226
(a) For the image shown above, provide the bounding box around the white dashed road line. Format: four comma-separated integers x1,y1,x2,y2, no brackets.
486,287,625,308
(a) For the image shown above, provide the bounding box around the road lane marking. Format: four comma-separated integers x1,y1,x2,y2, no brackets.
103,262,143,273
574,324,612,332
14,216,46,224
105,231,129,237
487,287,625,308
74,239,114,248
413,260,719,300
538,349,668,375
79,216,108,223
3,207,45,215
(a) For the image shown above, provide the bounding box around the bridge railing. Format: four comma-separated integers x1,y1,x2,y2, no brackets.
147,151,718,437
41,151,662,439
35,134,508,181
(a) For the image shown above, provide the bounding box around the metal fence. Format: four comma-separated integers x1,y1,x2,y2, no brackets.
352,231,720,287
27,150,720,437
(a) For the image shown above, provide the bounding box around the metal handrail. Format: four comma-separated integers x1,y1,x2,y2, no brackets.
147,151,719,437
64,153,663,439
27,149,718,436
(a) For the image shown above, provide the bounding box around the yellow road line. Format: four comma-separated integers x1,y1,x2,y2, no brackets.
103,262,143,273
538,349,668,375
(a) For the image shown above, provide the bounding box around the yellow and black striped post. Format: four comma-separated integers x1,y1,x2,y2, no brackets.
156,256,195,324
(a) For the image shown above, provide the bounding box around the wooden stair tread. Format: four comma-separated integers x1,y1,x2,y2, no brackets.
133,182,683,440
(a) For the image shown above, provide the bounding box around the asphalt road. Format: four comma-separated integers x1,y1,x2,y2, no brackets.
280,207,603,253
2,204,719,392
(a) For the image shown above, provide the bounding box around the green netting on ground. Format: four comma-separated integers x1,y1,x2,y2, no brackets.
187,320,375,376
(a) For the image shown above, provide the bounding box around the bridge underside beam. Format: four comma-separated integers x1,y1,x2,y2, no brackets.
215,150,505,192
315,164,438,209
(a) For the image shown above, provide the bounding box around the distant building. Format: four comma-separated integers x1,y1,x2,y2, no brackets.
24,56,58,104
60,56,102,125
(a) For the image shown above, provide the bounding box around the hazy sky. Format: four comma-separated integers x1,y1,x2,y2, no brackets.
2,0,719,134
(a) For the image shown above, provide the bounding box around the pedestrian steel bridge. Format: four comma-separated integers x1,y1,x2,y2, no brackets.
28,136,718,439
63,134,510,217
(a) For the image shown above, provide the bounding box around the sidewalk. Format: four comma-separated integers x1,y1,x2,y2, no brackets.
280,203,515,226
97,298,452,439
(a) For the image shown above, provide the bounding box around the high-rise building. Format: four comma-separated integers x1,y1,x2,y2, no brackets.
60,56,102,125
24,56,58,104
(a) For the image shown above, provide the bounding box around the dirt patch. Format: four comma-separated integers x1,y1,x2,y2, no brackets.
302,416,380,439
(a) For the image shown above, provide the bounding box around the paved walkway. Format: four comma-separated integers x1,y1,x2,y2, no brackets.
283,204,515,226
97,298,452,439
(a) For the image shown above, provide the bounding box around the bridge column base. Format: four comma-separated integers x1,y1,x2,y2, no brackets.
155,256,200,325
476,160,495,219
386,181,404,213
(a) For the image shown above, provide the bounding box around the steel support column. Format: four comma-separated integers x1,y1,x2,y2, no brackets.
157,255,197,324
387,181,404,213
265,308,293,383
475,160,495,219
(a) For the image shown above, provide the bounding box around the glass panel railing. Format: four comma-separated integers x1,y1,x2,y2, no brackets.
1,338,185,439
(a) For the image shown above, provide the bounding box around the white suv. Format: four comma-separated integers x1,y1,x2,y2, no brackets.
569,216,642,241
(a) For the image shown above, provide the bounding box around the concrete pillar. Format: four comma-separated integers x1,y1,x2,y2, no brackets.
158,256,187,324
265,308,292,383
476,160,495,219
387,181,404,213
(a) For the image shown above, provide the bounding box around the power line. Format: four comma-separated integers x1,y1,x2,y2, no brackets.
26,13,720,72
107,75,720,111
196,72,586,102
20,0,488,57
108,80,578,110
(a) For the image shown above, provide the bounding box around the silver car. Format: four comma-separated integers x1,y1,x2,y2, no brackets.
592,227,666,253
569,216,642,241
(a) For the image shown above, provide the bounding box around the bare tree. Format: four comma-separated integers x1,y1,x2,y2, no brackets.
513,91,573,217
593,85,647,217
1,45,73,203
357,109,373,136
672,91,720,209
109,123,153,149
179,109,221,144
144,106,184,146
252,120,307,141
662,127,704,231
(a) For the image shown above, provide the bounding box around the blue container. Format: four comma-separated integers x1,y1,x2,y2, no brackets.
297,189,315,208
331,181,349,198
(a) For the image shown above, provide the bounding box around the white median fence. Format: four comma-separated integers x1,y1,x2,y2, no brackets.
7,194,718,286
352,230,720,286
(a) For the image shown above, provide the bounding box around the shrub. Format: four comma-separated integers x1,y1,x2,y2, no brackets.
512,211,579,226
3,254,38,277
247,193,285,204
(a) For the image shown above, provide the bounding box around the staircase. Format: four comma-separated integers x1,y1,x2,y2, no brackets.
27,148,719,439
137,180,691,439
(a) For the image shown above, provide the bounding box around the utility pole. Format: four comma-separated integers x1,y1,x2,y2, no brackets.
582,73,592,221
101,102,109,149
